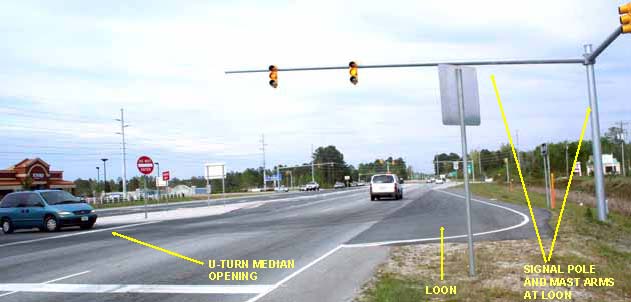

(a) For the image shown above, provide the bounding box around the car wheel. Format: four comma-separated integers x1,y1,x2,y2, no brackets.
370,195,375,201
44,215,60,232
80,222,95,230
1,218,14,234
376,197,380,201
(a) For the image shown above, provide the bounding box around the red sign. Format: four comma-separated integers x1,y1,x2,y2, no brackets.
162,171,170,181
136,156,154,175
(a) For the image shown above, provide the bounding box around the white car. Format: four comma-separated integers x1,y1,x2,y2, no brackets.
370,174,403,201
275,186,289,192
435,178,444,184
300,182,320,191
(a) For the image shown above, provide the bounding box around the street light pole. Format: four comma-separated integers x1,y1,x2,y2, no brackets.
101,158,108,193
261,134,267,191
311,144,315,183
96,166,100,190
155,162,160,202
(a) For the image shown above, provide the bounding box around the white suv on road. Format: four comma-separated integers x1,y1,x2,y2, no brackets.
370,174,403,201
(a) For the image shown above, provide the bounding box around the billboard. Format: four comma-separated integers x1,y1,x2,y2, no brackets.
205,163,225,180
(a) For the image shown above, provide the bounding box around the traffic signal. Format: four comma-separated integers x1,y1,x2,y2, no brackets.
269,65,278,88
620,2,631,33
349,61,358,85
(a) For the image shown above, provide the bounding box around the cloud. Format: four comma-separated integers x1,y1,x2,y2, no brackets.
0,0,629,178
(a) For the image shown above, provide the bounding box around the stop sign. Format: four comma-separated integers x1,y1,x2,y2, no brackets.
137,156,154,175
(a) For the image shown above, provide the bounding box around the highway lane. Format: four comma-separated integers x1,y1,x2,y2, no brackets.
0,183,548,302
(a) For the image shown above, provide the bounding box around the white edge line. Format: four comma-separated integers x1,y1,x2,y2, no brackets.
0,270,91,297
0,221,159,248
0,284,274,294
341,189,531,248
42,270,91,284
244,245,344,302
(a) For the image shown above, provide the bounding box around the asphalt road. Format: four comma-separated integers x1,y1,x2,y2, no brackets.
0,183,549,302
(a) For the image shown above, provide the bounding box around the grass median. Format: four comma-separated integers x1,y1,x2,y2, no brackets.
92,192,273,209
357,183,631,302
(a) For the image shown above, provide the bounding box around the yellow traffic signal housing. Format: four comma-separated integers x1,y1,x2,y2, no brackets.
269,65,278,88
349,61,358,85
620,2,631,33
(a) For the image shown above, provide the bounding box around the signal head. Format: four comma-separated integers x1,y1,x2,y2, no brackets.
268,65,278,88
348,61,358,85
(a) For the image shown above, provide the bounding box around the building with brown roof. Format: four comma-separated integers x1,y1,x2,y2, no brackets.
0,158,75,198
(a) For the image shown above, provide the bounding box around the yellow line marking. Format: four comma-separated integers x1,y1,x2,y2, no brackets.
490,75,590,263
440,226,445,281
546,107,590,263
112,231,205,266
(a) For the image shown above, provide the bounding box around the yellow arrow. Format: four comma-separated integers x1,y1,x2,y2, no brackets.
440,226,445,281
491,75,590,263
112,231,205,266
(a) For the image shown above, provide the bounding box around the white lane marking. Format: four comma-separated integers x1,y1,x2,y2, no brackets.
341,189,530,248
0,221,159,248
0,284,273,294
0,270,90,297
244,245,344,302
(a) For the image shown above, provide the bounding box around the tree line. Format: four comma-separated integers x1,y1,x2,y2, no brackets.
73,145,412,196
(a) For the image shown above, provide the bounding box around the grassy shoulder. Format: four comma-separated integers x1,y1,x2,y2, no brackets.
357,183,631,302
92,192,271,209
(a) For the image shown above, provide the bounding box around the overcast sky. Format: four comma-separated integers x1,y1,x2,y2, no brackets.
1,0,630,180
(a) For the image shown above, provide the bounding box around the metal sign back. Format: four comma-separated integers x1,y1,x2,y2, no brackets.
438,64,481,126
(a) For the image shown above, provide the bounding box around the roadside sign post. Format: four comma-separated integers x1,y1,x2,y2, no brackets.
439,64,480,277
136,156,154,219
541,144,551,208
205,163,226,206
162,171,170,208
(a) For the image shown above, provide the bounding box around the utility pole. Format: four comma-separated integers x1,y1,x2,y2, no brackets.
260,134,267,190
478,151,483,180
619,122,628,176
504,158,509,188
115,108,129,200
516,130,522,167
565,144,570,177
311,144,315,183
101,158,108,193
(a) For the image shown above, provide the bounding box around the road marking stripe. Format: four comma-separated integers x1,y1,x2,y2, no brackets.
341,190,530,248
0,284,273,294
0,221,159,248
0,270,90,297
244,245,344,302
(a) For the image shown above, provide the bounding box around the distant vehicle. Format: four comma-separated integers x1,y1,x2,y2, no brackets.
358,181,366,186
435,178,444,184
334,182,345,189
301,182,320,191
426,178,433,183
275,186,289,192
0,190,97,234
370,174,403,201
350,182,358,187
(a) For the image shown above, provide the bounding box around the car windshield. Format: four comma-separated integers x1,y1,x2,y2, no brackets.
372,175,394,183
40,191,82,205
